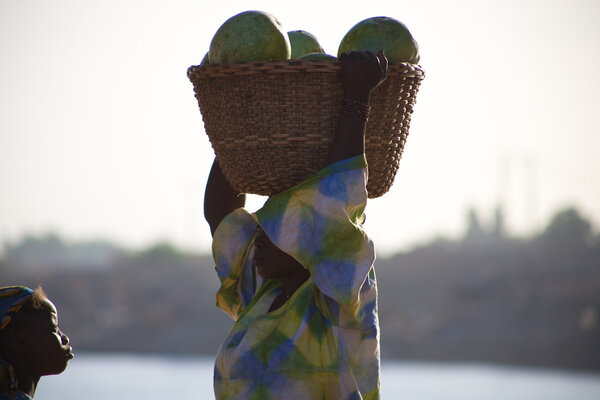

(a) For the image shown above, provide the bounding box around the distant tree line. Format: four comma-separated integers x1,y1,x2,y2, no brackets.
1,206,599,371
2,206,598,269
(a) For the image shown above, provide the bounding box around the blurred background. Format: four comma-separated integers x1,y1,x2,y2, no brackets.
1,0,599,398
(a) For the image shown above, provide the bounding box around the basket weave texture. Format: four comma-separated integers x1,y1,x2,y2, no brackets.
187,60,424,198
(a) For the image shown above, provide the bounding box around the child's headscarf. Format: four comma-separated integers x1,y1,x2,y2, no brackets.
1,286,35,399
0,286,34,331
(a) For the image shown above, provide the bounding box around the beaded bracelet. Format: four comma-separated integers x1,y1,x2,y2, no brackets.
342,98,371,121
341,98,372,122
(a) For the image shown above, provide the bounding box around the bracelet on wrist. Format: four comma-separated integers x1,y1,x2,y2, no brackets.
341,98,371,122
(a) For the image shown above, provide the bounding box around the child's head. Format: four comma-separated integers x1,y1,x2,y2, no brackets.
0,286,73,396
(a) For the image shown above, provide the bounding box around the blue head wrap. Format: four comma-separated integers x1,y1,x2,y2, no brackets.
0,286,35,331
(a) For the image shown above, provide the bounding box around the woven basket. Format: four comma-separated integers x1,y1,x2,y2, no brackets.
187,60,424,198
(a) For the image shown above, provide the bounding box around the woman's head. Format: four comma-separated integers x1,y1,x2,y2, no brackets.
252,227,305,280
0,286,73,379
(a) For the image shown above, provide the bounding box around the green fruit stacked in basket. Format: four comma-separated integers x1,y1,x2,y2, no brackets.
287,30,325,58
199,11,420,65
208,11,291,64
337,17,420,64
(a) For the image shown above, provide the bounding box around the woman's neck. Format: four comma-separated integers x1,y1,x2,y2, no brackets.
14,367,39,398
269,267,310,312
0,357,38,398
279,267,310,298
0,358,40,398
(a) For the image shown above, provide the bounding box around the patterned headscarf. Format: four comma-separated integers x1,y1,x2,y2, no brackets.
1,287,36,399
0,286,35,331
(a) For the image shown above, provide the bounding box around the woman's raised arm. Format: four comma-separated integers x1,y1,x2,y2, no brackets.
204,158,246,236
325,50,388,166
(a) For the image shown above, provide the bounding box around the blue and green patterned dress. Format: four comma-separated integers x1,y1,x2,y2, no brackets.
212,155,380,400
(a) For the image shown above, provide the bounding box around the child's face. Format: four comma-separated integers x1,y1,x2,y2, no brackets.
18,298,74,376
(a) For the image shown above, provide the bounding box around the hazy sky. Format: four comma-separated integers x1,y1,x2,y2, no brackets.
1,0,599,257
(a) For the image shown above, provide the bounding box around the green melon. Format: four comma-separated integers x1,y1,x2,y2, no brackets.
209,11,291,64
199,52,210,66
287,30,324,59
337,16,420,64
298,52,337,61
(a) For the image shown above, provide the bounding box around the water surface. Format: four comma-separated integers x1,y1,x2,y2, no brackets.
36,353,600,399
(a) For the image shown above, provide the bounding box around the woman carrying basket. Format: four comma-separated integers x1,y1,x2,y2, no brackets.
204,50,388,400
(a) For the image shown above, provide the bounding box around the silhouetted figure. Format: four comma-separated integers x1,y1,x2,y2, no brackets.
0,286,73,400
205,51,387,399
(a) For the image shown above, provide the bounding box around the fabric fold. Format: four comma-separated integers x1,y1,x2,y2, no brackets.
211,155,380,399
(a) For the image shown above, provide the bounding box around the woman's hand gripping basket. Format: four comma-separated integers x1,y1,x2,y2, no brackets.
187,59,424,198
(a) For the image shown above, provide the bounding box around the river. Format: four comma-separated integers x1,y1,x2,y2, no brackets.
35,353,600,399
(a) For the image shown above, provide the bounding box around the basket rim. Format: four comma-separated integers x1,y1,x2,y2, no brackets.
187,59,425,79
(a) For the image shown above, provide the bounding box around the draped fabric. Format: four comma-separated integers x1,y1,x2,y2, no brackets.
212,155,380,400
